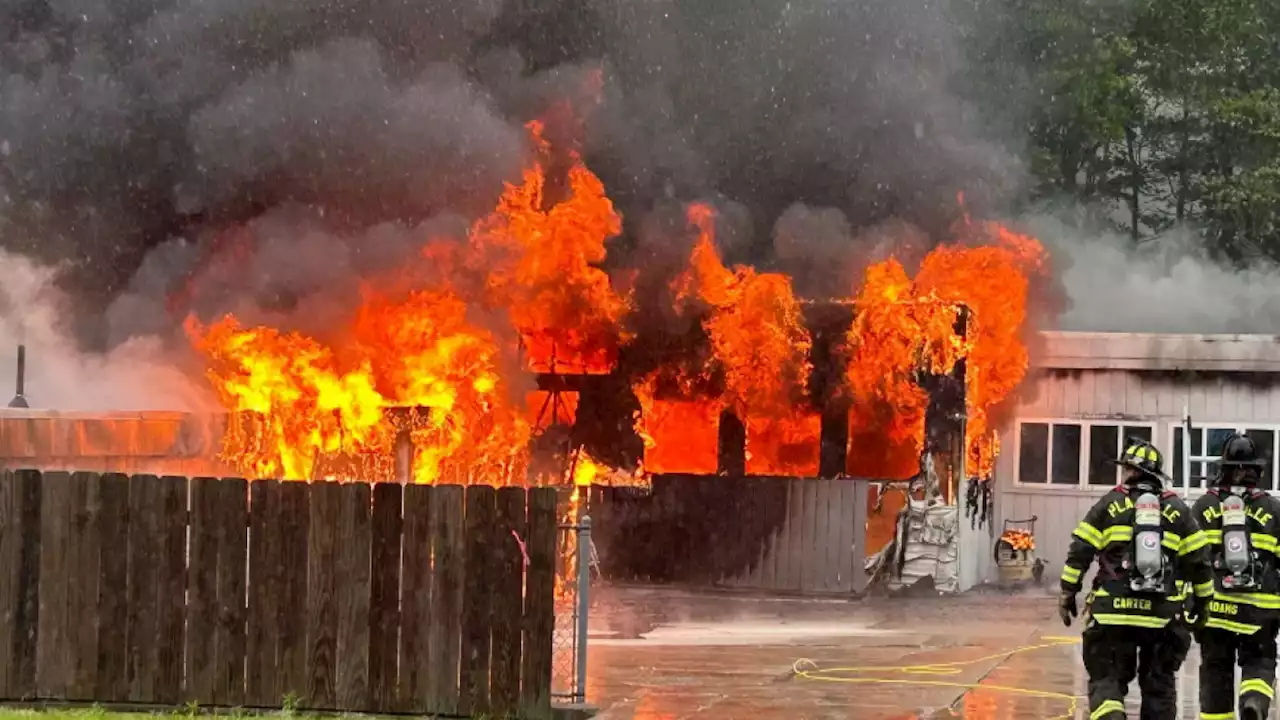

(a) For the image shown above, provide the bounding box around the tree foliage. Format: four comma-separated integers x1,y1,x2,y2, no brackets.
963,0,1280,258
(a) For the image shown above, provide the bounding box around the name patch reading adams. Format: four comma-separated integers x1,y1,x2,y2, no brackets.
1202,504,1274,526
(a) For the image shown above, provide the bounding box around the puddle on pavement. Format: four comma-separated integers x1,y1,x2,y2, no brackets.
588,591,1268,720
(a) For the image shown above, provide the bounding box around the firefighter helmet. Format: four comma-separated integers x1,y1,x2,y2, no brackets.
1113,438,1167,479
1219,433,1264,467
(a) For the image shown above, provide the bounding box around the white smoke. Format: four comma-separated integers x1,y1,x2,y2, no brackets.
0,250,215,411
1025,216,1280,334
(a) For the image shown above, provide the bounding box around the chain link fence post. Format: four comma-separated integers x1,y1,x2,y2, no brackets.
552,514,595,705
573,515,592,704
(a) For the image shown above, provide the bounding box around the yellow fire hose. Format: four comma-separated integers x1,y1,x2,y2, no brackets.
792,635,1084,719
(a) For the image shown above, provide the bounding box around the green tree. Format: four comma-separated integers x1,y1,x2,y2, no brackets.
964,0,1280,257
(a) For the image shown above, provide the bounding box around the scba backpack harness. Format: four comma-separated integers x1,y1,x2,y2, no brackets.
1127,488,1176,594
1214,486,1267,591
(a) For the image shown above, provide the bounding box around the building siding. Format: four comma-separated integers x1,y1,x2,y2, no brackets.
990,368,1280,586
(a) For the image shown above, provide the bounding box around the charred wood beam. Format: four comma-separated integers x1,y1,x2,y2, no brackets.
805,303,855,478
534,373,604,393
717,409,747,476
921,306,970,499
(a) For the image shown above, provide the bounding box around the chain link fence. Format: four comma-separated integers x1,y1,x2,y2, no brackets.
552,515,596,704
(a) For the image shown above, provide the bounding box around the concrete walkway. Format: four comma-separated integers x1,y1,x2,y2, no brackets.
582,586,1243,719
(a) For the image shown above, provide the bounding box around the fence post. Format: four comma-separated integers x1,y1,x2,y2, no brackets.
574,516,592,704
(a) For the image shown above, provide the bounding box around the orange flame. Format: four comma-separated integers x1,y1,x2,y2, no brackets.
187,108,1046,489
634,204,818,475
188,120,627,482
846,221,1046,480
474,119,631,374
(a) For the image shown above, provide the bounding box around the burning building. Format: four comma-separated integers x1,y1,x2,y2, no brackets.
156,118,1051,495
0,113,1056,595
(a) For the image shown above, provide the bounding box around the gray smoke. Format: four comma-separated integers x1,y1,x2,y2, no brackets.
1029,215,1280,334
0,0,1029,409
1,0,1021,320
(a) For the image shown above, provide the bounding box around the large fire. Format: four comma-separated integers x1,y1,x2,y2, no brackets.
634,204,818,476
185,114,1047,486
845,219,1047,480
188,120,627,483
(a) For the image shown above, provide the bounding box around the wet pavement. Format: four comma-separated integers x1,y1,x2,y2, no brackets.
583,586,1264,719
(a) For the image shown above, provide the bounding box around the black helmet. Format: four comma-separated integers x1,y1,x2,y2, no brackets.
1112,438,1167,480
1220,433,1263,467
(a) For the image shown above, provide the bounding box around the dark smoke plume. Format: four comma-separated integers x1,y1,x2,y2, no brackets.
0,0,1027,408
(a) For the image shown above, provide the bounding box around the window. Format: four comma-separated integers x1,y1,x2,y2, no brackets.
1052,424,1082,485
1088,425,1154,486
1019,423,1048,484
1171,425,1280,491
1016,420,1158,487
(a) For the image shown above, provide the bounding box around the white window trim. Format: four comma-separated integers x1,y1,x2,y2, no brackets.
1169,422,1280,495
1013,418,1159,489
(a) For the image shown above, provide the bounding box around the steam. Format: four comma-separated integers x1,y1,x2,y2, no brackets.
0,250,213,411
1027,216,1280,334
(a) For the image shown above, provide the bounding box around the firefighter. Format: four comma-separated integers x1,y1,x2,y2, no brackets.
1193,432,1280,720
1058,439,1213,720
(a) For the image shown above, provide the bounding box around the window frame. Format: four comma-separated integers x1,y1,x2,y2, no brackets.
1169,422,1280,493
1013,418,1159,489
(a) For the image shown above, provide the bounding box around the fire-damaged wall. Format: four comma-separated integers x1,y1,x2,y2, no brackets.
561,302,857,478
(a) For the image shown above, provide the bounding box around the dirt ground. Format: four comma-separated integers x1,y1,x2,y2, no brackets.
584,585,1256,720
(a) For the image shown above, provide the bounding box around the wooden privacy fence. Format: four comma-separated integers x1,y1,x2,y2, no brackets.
0,470,558,718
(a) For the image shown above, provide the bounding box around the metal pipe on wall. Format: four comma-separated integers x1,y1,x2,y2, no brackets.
8,344,28,409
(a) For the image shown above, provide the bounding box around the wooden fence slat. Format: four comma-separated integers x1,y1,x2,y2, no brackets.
800,478,820,593
37,470,72,698
0,471,16,700
335,483,371,712
398,484,433,714
0,471,19,699
0,470,41,700
96,473,129,702
13,470,41,700
836,479,856,594
246,480,280,707
813,479,832,592
187,476,249,707
778,476,798,589
851,481,869,595
67,471,101,700
668,479,690,581
822,479,844,593
460,485,496,717
490,487,526,715
186,478,220,705
758,479,779,591
775,479,793,591
305,482,339,710
214,478,248,707
368,483,402,714
520,487,557,720
745,477,768,588
277,482,311,703
428,485,464,715
126,474,159,702
155,475,189,705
